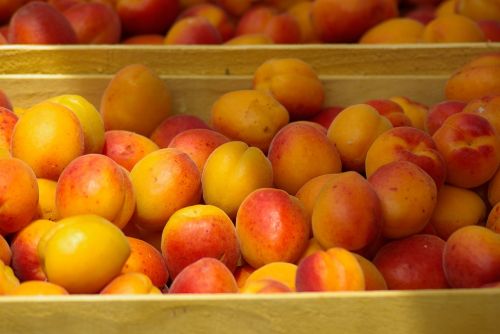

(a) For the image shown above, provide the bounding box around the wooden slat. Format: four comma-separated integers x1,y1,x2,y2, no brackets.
1,289,499,334
0,43,499,76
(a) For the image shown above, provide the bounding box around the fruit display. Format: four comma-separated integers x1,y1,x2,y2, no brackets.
0,0,499,45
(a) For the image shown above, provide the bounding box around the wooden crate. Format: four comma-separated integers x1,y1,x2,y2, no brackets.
1,43,500,334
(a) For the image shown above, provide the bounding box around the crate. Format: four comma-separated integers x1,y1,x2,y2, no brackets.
1,43,500,334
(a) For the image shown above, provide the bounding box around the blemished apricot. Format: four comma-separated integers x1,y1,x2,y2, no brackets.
210,90,289,152
0,157,39,235
243,262,298,291
268,121,342,195
360,18,424,44
327,104,392,172
422,14,485,43
429,185,487,240
295,247,365,292
253,58,325,120
9,281,69,296
38,214,131,294
130,148,201,232
100,64,173,136
312,171,382,252
368,161,438,239
202,141,273,219
11,101,84,180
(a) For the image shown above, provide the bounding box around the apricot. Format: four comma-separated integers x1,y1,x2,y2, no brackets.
8,1,77,44
56,154,135,230
236,188,309,269
253,58,325,120
240,278,292,293
0,260,20,295
353,254,387,290
10,281,69,296
462,95,500,135
373,234,448,290
103,130,159,171
295,247,365,292
433,112,500,188
130,148,201,232
426,100,466,135
100,64,173,136
295,173,339,220
312,171,382,252
487,202,500,233
368,161,438,239
161,204,239,279
243,262,297,291
443,225,500,288
268,122,341,195
150,114,210,148
430,185,487,240
287,1,320,43
164,16,223,45
0,234,10,265
360,18,425,43
35,178,58,221
365,126,447,188
11,101,84,180
38,214,130,294
168,128,229,173
47,94,105,154
364,99,412,127
202,141,273,219
210,90,289,152
121,237,168,288
178,3,235,41
116,0,179,36
327,104,392,172
100,272,161,294
10,219,55,281
389,96,429,131
0,157,39,235
422,14,485,42
169,257,238,294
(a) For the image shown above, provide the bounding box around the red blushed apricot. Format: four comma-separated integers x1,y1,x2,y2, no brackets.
253,58,325,120
150,114,210,148
178,3,235,41
10,219,56,281
168,128,230,173
169,257,239,294
312,171,382,252
63,2,121,44
0,158,39,235
295,248,365,292
365,99,412,127
443,225,500,288
122,34,165,44
116,0,179,36
433,112,500,189
103,130,159,172
487,202,500,233
215,0,252,17
429,185,487,240
236,188,310,269
165,16,222,45
365,126,447,189
161,204,240,279
369,161,438,239
8,1,77,44
311,0,398,43
422,14,485,42
373,234,449,290
121,237,169,289
268,122,342,195
9,281,69,296
235,6,275,36
478,20,500,42
360,18,425,43
264,13,301,44
426,100,466,135
100,272,161,295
